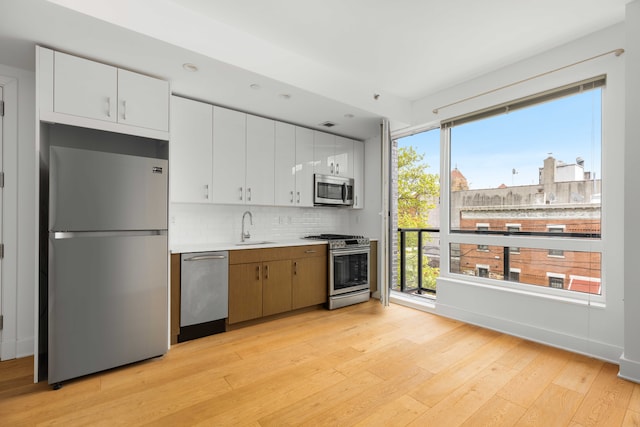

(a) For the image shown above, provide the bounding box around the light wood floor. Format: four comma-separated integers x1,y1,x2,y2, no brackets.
1,300,639,426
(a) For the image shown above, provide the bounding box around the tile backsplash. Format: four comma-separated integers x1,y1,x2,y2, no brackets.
169,203,352,248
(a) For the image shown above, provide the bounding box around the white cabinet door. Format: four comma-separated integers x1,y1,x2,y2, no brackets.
54,51,117,122
117,69,169,131
314,131,335,175
169,96,213,203
212,106,246,204
246,114,275,205
275,122,296,206
335,136,354,178
295,127,315,207
353,140,364,209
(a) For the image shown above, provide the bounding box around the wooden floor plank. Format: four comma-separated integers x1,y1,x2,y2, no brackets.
0,300,638,426
515,383,584,427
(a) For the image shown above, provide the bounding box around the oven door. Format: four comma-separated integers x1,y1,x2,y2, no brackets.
329,247,370,296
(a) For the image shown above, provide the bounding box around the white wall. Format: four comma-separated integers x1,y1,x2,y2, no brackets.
350,133,383,240
621,0,640,382
0,63,36,360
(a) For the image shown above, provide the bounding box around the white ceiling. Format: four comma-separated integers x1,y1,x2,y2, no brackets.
0,0,631,139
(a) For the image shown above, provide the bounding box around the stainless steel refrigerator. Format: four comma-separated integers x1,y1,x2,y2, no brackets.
48,146,168,385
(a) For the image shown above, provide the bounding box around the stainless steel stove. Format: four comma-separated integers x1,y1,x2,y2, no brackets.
305,234,370,309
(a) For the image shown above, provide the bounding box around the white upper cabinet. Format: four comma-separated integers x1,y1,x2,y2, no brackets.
170,96,213,203
313,131,335,176
54,51,117,123
334,136,354,178
353,140,364,209
313,131,354,178
44,48,169,138
212,106,247,205
295,127,315,207
274,122,296,206
246,114,275,206
275,124,314,207
117,69,169,131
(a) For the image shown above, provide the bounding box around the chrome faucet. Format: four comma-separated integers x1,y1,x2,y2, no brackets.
241,210,253,242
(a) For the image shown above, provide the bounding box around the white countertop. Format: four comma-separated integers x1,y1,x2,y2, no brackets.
170,238,328,254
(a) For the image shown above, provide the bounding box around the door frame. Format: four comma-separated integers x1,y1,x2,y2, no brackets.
0,75,18,361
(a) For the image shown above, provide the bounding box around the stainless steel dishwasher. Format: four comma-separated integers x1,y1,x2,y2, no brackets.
179,251,228,342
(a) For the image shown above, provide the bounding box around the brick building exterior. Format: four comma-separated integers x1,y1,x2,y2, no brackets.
452,156,602,294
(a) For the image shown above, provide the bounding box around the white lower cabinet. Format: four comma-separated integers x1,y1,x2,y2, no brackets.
170,96,213,203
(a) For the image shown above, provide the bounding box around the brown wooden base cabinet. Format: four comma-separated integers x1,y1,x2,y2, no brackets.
228,244,327,325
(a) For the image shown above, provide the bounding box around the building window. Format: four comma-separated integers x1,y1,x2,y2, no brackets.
549,276,564,289
446,76,603,296
477,224,489,251
548,226,565,257
507,224,521,253
477,265,489,278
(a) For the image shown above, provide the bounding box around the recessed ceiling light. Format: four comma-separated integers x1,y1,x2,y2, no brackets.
279,93,292,100
344,113,355,119
250,83,261,90
182,63,198,72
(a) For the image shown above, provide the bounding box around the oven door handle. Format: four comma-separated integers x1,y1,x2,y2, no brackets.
331,247,370,256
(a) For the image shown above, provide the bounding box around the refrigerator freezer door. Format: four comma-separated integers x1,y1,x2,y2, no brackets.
49,146,168,232
48,233,168,384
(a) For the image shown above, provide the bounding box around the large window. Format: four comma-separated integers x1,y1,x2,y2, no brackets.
446,77,603,296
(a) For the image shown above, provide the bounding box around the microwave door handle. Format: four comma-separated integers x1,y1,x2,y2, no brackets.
342,183,346,202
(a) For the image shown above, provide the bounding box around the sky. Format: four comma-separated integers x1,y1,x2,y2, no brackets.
397,88,602,190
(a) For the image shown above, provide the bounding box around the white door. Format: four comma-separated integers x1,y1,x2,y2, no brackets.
54,51,117,122
169,96,213,203
274,122,296,206
118,69,169,131
245,115,275,205
212,106,246,204
295,127,315,207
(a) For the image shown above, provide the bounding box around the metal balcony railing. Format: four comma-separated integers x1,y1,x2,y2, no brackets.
396,228,440,296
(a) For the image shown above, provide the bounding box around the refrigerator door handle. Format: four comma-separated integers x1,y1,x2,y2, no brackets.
52,230,167,239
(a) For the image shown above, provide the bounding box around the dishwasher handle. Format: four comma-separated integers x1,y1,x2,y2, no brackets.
183,255,227,261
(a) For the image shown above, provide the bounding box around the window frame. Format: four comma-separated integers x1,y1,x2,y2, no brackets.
438,76,605,304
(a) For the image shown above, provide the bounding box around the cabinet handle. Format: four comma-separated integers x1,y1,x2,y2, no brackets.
336,163,340,175
355,195,358,206
106,97,111,118
331,162,334,174
265,265,269,280
296,191,300,204
290,191,294,204
304,249,317,254
240,187,243,201
256,265,261,280
247,187,252,202
122,100,127,120
204,184,209,200
294,261,297,275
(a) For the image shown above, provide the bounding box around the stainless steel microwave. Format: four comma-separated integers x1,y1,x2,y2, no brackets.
314,174,354,206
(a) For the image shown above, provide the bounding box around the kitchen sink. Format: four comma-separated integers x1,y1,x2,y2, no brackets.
235,241,275,246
